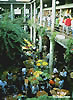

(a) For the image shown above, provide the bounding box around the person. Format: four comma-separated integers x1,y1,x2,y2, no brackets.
60,68,67,78
49,79,55,89
71,16,73,36
26,81,32,98
59,15,63,32
46,53,50,62
47,15,51,27
22,64,26,78
62,16,67,33
0,86,4,100
65,16,71,35
59,77,64,89
7,71,13,85
56,16,59,31
53,68,58,74
32,84,39,97
16,72,23,92
44,82,52,96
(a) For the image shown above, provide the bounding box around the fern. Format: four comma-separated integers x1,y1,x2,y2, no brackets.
0,12,27,62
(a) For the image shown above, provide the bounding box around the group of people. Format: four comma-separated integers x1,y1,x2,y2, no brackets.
43,14,73,36
58,15,73,35
0,63,69,100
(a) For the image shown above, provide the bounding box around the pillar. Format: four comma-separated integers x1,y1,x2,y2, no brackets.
49,39,54,73
40,0,43,25
51,0,56,32
30,3,33,41
11,4,13,20
33,1,36,44
39,0,43,52
24,3,26,30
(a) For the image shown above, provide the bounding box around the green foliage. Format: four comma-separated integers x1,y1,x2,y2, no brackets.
37,26,47,37
26,96,49,100
27,19,47,37
26,96,70,100
27,18,34,27
51,31,59,42
0,12,27,65
12,17,24,27
64,38,73,63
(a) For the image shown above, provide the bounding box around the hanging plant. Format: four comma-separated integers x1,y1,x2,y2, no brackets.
0,12,28,67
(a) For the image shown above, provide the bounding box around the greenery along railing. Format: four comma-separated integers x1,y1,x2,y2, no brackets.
26,96,71,100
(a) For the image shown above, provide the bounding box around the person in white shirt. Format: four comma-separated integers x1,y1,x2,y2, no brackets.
53,68,58,74
22,65,26,78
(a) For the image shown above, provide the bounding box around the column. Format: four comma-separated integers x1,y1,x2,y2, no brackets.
51,0,56,32
40,0,43,25
33,1,36,44
49,39,54,73
30,3,33,41
39,0,43,52
11,4,13,20
24,3,26,30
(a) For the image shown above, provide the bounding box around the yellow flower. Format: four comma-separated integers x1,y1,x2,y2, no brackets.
35,74,39,77
28,44,32,47
36,63,41,66
36,60,43,63
42,62,48,66
70,72,73,78
33,71,43,76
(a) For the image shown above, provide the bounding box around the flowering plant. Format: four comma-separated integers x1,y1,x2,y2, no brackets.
28,76,39,85
36,59,48,67
33,71,43,77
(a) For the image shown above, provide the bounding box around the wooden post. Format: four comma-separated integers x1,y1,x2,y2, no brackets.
30,3,33,41
11,4,13,20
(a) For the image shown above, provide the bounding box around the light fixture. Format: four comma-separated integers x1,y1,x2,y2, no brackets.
44,4,47,7
56,1,59,5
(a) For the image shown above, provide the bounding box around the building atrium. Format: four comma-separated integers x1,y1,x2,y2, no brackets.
0,0,73,99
